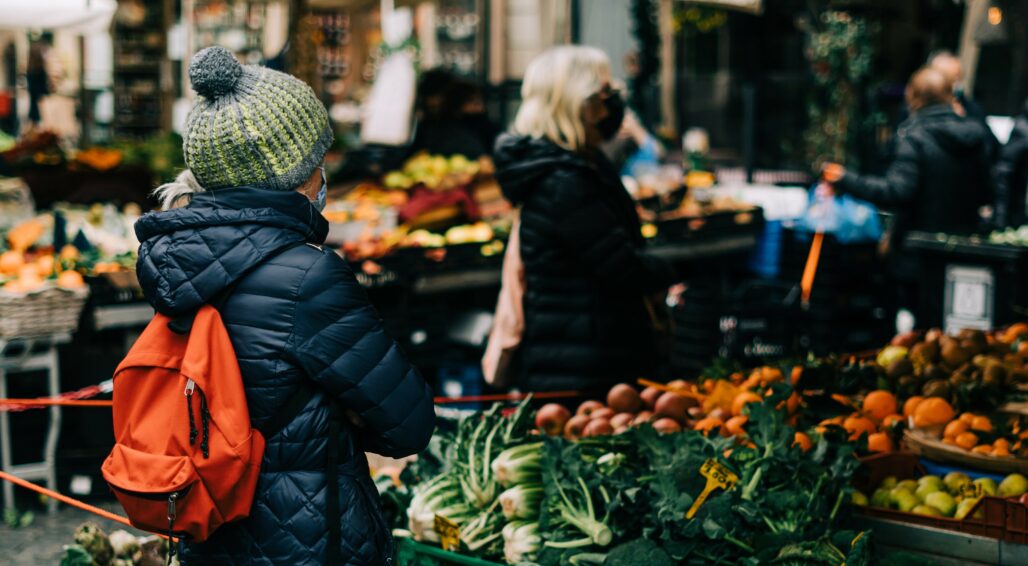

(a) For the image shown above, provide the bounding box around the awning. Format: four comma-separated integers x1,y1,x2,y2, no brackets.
0,0,117,34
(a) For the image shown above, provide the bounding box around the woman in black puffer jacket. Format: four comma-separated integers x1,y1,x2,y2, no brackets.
493,46,677,394
136,47,435,565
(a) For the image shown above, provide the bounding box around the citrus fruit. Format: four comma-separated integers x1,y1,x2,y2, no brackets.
971,445,993,455
793,431,812,452
862,390,898,422
731,391,762,416
0,251,24,275
959,412,976,425
944,420,969,438
912,397,955,428
724,415,748,437
843,415,877,440
954,431,979,450
882,414,905,427
693,417,723,436
903,396,925,418
970,416,993,433
867,432,894,453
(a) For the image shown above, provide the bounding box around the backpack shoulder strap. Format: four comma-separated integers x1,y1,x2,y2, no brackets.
168,240,309,334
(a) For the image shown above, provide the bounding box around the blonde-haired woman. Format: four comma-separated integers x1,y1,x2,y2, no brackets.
494,46,677,394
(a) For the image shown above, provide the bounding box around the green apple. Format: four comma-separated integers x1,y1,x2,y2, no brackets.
954,498,983,520
973,477,998,497
851,490,869,506
944,472,971,493
915,482,942,503
917,475,945,491
871,488,892,508
912,504,943,516
925,491,957,517
880,476,899,489
999,473,1028,498
893,489,919,512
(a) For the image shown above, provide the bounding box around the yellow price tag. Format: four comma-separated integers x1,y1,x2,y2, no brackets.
685,459,739,519
434,514,461,552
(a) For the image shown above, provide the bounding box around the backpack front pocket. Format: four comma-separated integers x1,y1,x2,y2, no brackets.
102,443,201,537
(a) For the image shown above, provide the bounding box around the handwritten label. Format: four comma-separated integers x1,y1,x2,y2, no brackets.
434,514,461,551
959,482,984,500
685,459,739,519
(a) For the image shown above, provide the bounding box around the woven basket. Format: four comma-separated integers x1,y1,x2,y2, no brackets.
0,285,90,339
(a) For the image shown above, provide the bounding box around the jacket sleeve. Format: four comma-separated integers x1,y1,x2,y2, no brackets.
836,133,921,208
289,251,435,458
534,170,676,294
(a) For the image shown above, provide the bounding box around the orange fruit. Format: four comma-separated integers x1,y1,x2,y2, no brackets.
831,393,853,409
0,251,24,275
993,439,1012,457
959,412,977,425
944,420,970,438
867,432,894,453
59,245,80,262
843,415,877,440
903,396,925,418
693,417,723,436
57,270,85,289
912,397,955,428
943,436,959,446
862,390,898,422
731,392,762,416
882,414,905,428
954,431,979,450
970,416,993,433
35,254,55,277
724,416,748,437
786,392,801,414
790,365,803,385
793,431,813,452
971,445,993,455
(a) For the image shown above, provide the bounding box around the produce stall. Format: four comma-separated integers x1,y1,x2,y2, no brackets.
364,323,1028,565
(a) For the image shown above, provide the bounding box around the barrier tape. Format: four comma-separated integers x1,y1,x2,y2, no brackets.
0,379,113,412
0,386,580,410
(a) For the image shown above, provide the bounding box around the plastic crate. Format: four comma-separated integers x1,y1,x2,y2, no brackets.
853,452,1008,540
394,538,502,565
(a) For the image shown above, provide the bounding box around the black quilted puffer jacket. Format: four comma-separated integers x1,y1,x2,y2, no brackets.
134,187,435,565
494,134,676,394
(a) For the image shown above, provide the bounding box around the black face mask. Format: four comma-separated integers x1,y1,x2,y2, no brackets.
596,91,625,141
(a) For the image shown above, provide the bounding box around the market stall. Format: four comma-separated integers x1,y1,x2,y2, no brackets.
351,323,1028,565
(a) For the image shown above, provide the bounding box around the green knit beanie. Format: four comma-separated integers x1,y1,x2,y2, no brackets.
183,46,333,191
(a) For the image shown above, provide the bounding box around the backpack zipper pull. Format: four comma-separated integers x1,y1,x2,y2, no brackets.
184,380,198,445
167,492,178,565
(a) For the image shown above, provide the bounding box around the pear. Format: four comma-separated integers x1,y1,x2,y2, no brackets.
918,475,945,491
893,489,919,512
880,476,899,489
851,491,869,506
915,482,942,503
912,504,943,516
999,474,1028,498
925,491,957,517
871,488,892,509
896,479,919,493
944,472,971,493
954,498,984,520
973,477,998,497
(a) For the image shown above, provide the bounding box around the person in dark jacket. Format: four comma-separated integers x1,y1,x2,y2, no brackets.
137,47,435,565
493,46,677,394
994,99,1028,227
824,67,993,242
929,50,999,161
823,66,993,325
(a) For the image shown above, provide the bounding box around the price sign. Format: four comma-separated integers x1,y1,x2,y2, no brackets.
434,514,461,552
959,482,984,500
685,459,739,519
943,265,994,334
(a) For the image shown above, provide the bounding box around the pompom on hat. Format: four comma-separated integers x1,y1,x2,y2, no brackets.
183,46,333,191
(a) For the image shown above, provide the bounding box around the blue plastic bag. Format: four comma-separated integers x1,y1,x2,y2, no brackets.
796,184,883,243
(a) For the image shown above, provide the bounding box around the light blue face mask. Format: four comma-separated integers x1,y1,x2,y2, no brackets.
314,166,327,212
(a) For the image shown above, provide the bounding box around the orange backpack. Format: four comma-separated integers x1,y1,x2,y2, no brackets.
101,243,339,561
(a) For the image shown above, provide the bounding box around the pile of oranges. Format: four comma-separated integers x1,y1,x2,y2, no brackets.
939,412,1021,457
815,389,902,454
